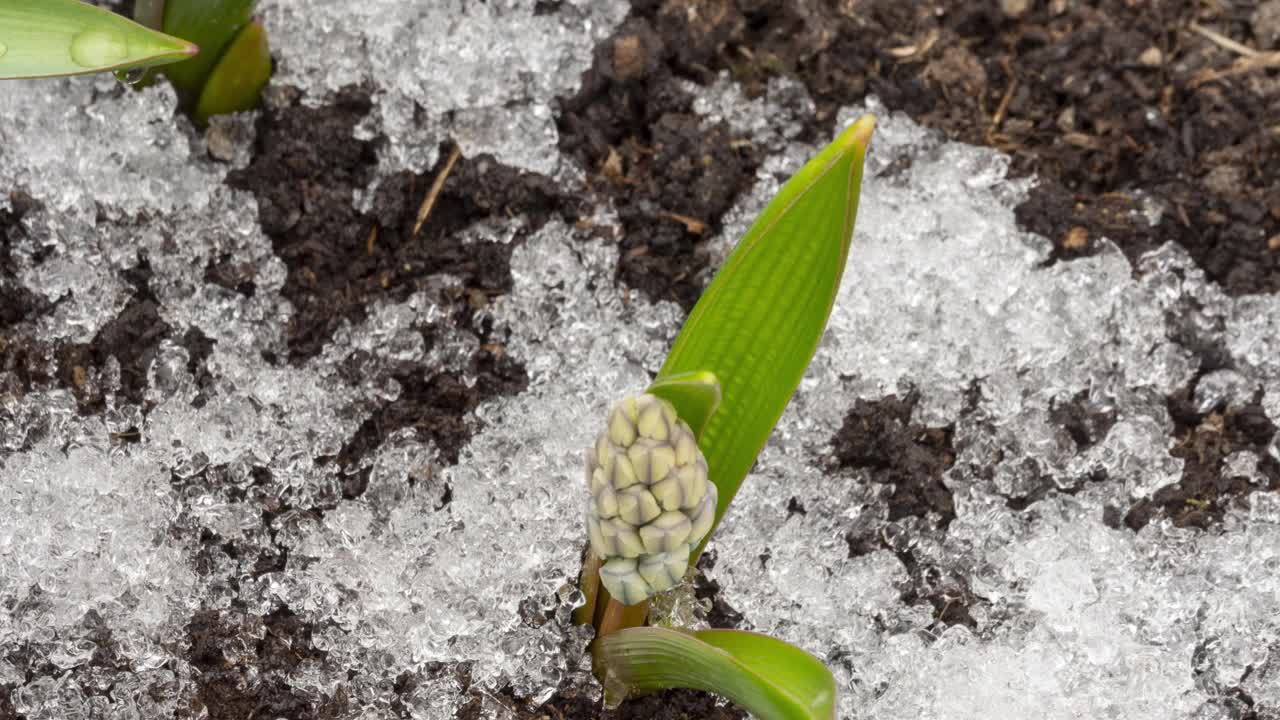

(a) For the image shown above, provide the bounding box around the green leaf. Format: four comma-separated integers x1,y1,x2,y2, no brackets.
646,370,721,440
132,0,166,31
0,0,197,80
657,115,874,536
121,0,165,87
191,18,269,124
598,627,837,720
157,0,253,104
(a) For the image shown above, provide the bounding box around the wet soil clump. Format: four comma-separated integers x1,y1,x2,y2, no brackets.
833,392,957,527
558,12,761,312
331,326,529,499
186,607,341,720
227,86,573,364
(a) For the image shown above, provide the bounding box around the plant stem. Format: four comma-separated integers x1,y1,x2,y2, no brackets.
574,548,651,680
573,551,601,628
596,598,648,640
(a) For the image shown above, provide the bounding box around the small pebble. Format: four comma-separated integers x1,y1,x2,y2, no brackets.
1254,0,1280,49
612,35,647,82
1056,106,1076,133
1138,47,1163,67
1063,226,1089,251
1000,0,1030,18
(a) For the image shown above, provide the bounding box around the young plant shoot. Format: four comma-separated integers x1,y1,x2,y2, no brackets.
135,0,271,124
0,0,270,124
576,115,875,720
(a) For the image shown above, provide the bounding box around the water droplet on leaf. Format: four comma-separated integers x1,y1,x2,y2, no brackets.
115,67,148,86
69,29,128,68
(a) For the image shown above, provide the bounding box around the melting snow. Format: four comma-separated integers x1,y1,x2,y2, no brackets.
1,7,1279,720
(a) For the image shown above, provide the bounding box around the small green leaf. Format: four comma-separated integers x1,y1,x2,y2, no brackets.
598,627,837,720
192,17,269,124
646,371,721,440
158,0,253,104
657,115,874,536
0,0,197,80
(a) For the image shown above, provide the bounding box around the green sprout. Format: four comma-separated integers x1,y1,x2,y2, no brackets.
0,0,271,125
136,0,270,124
575,114,875,720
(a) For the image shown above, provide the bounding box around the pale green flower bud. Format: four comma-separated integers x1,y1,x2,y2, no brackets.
586,393,716,605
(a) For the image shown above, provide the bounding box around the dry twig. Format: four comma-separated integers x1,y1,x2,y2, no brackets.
413,143,463,237
1191,51,1280,86
988,75,1018,140
1188,21,1260,58
658,210,708,235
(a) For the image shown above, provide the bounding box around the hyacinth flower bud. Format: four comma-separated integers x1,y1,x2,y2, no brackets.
585,393,716,606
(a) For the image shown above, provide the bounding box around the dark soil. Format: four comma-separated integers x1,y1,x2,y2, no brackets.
601,690,743,720
0,608,150,715
225,86,580,499
185,607,342,720
1,197,194,418
558,13,762,312
616,0,1278,295
456,686,743,720
330,336,529,499
0,192,54,406
54,259,169,414
829,392,974,629
0,193,46,329
1125,382,1280,530
833,392,957,529
227,85,575,364
1050,390,1121,455
694,550,746,629
893,548,980,630
999,390,1117,512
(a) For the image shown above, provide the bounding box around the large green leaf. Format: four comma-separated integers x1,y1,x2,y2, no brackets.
658,115,874,534
598,627,837,720
157,0,253,103
0,0,196,80
191,17,269,124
